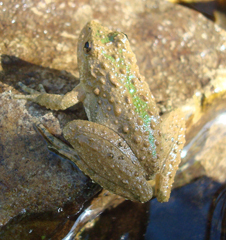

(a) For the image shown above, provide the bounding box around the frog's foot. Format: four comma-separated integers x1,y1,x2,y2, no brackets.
14,82,85,111
35,121,83,165
14,82,47,101
18,82,47,94
155,109,186,202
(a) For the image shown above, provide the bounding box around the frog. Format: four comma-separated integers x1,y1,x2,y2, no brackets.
14,20,185,203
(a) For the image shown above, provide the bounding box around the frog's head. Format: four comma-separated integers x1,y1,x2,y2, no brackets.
77,21,139,91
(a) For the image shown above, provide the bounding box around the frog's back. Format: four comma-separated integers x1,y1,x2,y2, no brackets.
77,21,162,179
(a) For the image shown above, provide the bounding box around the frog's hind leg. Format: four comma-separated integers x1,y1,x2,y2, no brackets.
14,82,85,111
36,120,153,202
155,109,186,202
62,120,153,203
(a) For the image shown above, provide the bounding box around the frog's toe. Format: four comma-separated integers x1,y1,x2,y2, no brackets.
38,84,46,93
13,93,40,101
18,82,40,94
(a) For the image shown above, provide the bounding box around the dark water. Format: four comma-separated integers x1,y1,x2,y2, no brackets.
145,177,225,240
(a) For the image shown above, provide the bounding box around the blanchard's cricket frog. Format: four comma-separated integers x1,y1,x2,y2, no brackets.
15,21,185,202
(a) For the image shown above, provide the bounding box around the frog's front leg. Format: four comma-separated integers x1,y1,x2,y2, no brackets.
62,120,153,203
14,82,86,110
155,109,186,202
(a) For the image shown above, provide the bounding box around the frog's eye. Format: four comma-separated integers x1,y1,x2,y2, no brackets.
84,41,92,53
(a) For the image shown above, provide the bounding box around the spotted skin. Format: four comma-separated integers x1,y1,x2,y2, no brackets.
14,21,185,202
